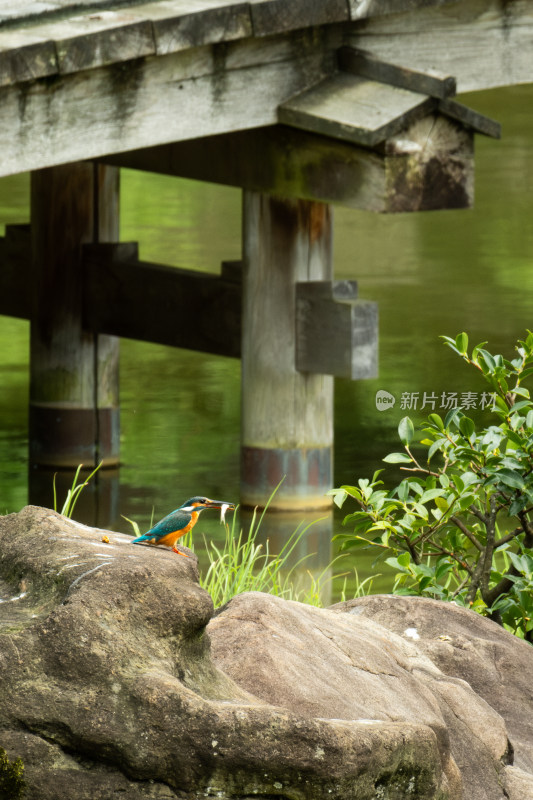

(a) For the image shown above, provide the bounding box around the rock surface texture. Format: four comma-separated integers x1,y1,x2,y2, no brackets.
0,507,531,799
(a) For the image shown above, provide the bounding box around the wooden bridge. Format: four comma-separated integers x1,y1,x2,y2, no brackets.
0,0,531,511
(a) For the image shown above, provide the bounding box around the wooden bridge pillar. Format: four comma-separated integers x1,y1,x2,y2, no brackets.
29,163,120,469
241,191,334,511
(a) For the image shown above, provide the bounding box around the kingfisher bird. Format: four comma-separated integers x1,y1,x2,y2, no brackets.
131,496,235,556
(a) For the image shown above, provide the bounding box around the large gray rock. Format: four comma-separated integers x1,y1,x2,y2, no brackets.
0,507,448,800
208,593,513,800
0,506,532,799
330,594,533,797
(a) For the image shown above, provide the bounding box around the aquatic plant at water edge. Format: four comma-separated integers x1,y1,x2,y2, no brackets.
53,462,102,519
124,495,371,607
330,332,533,641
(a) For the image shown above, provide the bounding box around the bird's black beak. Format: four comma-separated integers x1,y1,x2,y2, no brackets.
204,499,235,510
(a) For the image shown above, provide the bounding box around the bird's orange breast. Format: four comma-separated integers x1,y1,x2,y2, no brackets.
153,511,199,547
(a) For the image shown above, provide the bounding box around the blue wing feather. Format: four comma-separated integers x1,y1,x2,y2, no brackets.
132,509,189,543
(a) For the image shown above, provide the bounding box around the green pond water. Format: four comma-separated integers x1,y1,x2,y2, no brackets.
0,84,532,602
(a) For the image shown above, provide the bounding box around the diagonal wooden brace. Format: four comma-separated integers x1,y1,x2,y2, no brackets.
296,281,378,379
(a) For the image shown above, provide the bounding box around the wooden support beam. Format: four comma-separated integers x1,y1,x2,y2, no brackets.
0,239,378,376
0,225,31,320
438,98,501,140
241,192,334,511
102,127,389,211
29,163,120,469
338,45,456,99
82,244,242,358
296,281,378,379
105,113,476,212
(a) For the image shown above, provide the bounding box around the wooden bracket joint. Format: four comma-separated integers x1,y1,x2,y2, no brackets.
296,281,378,379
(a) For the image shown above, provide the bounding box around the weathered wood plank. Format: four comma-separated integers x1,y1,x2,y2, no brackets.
0,0,529,97
347,0,460,21
296,281,378,379
279,72,435,147
0,0,337,83
338,45,456,99
149,0,252,54
55,20,155,74
248,0,348,36
438,97,501,139
0,37,57,86
0,0,251,84
351,0,533,92
0,0,462,32
0,14,156,81
83,245,242,358
0,31,334,177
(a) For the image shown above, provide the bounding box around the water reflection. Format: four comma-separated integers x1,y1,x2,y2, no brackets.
28,465,120,531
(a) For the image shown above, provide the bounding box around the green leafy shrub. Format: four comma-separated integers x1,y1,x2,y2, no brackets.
0,747,25,799
330,332,533,642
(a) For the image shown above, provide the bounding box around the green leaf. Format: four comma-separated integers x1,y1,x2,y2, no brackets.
455,332,469,355
418,576,434,592
397,480,410,502
478,349,496,373
435,496,449,512
461,471,481,488
498,469,525,491
507,551,533,577
408,481,425,497
509,495,528,516
420,488,446,504
509,400,532,414
456,493,476,512
459,415,475,440
385,556,410,574
428,438,446,461
444,407,462,430
328,488,348,508
428,413,445,431
398,416,415,446
472,341,488,364
397,551,411,568
411,502,429,519
493,395,510,414
435,560,454,580
383,452,413,464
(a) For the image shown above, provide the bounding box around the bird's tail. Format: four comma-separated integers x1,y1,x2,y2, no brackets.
131,534,151,544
